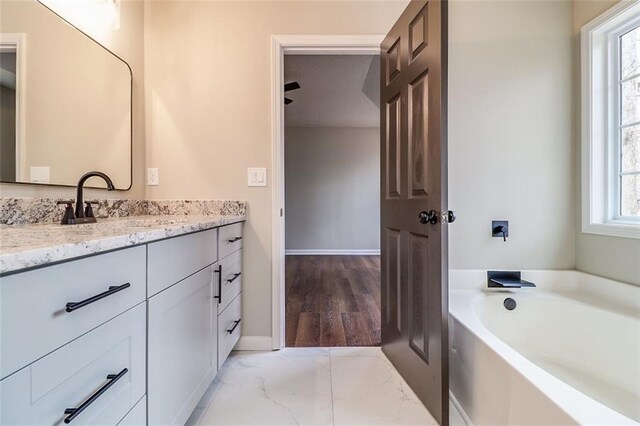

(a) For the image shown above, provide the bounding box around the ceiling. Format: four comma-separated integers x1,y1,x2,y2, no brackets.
284,55,380,128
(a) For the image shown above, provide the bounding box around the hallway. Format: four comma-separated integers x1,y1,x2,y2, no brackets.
285,255,381,347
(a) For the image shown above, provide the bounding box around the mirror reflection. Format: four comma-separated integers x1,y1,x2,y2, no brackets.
0,0,132,189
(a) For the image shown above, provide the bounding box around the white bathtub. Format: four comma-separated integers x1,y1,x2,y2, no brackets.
449,270,640,425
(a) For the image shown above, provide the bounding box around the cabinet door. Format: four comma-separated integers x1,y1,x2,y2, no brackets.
148,267,215,426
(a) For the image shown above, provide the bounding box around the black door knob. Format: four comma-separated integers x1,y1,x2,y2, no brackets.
447,210,456,223
418,210,438,225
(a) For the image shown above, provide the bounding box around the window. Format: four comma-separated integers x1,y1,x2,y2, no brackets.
582,1,640,239
619,26,640,217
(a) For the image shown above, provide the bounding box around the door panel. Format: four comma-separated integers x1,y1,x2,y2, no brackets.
409,4,429,60
409,71,430,198
384,228,402,333
381,1,449,424
386,38,402,84
386,95,402,198
408,232,429,362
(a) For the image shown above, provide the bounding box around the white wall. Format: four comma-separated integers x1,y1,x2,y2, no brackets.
285,127,380,253
144,0,409,341
573,0,640,286
448,0,574,270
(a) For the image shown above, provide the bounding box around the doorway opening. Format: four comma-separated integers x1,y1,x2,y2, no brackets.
282,53,381,347
271,35,384,350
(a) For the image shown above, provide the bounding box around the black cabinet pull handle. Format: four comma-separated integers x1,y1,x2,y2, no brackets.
227,319,241,334
63,368,128,423
214,265,222,304
227,272,242,283
227,236,242,243
66,283,130,313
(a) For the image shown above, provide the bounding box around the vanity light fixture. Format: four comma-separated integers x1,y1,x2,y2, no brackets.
105,0,121,30
39,0,121,31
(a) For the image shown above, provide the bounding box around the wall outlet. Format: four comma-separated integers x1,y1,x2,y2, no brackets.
247,167,267,187
30,166,50,184
147,168,159,186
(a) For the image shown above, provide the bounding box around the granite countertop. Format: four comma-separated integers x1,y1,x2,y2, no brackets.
0,214,245,275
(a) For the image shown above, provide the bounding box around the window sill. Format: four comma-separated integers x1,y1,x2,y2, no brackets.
582,221,640,239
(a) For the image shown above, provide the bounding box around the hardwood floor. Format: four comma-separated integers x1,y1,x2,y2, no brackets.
285,255,381,347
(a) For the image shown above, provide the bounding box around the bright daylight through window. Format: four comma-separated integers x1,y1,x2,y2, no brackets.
620,26,640,217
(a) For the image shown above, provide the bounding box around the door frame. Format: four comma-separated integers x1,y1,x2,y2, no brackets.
270,35,384,350
0,33,27,182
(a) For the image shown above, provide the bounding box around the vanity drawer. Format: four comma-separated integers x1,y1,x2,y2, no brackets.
218,222,243,260
218,292,242,369
117,396,146,426
0,303,146,426
0,246,146,379
216,249,242,314
148,228,218,297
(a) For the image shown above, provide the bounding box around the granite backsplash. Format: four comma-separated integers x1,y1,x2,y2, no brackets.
0,198,247,225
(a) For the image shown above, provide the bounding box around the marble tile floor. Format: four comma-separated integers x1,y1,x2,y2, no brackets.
187,347,466,426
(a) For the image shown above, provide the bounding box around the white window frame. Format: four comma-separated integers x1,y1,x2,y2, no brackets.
581,0,640,239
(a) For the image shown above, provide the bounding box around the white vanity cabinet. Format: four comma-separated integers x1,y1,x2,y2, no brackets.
0,219,244,426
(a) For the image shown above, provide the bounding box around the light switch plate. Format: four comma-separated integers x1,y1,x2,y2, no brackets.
147,168,159,186
247,168,267,187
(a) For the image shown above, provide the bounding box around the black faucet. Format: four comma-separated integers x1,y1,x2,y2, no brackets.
74,171,115,223
492,221,509,242
487,271,536,289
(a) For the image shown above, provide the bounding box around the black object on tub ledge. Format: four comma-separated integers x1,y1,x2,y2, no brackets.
487,271,536,288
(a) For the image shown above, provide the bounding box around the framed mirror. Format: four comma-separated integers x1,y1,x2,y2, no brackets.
0,0,132,189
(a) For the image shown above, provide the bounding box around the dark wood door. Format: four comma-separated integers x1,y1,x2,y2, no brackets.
380,1,449,424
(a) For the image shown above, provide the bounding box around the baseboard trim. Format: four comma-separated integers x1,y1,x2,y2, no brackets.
285,249,381,256
235,336,273,351
450,390,473,426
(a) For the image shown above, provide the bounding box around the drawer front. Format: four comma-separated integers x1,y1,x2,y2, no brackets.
148,228,218,297
117,396,146,426
216,249,242,314
0,246,146,379
218,292,242,369
148,266,215,426
0,303,146,426
218,222,243,260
